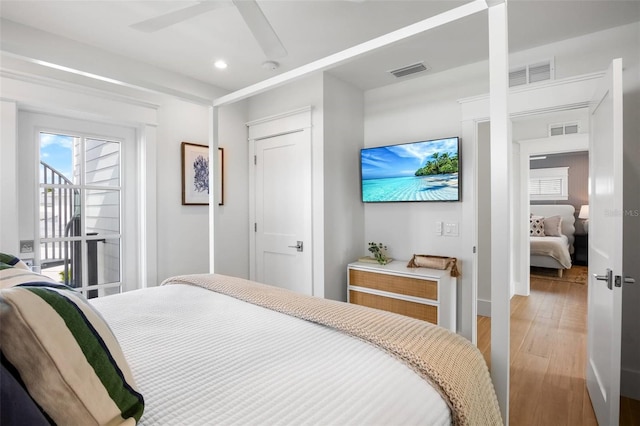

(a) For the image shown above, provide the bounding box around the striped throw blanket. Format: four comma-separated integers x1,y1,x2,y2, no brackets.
162,273,502,426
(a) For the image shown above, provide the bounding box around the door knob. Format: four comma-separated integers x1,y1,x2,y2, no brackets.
288,241,303,252
593,268,613,290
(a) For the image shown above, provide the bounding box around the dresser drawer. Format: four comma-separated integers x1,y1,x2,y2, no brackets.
349,269,438,301
349,290,438,324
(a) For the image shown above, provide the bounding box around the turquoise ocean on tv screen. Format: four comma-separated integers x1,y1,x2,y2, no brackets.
362,173,458,202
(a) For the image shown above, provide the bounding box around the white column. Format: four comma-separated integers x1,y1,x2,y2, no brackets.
139,124,158,288
209,105,218,273
488,0,511,423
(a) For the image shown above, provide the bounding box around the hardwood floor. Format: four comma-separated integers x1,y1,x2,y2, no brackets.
477,270,640,425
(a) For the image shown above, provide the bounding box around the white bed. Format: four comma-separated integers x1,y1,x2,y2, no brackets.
530,204,576,275
92,283,450,425
1,268,502,426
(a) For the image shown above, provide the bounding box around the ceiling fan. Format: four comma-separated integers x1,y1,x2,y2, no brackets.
130,0,287,59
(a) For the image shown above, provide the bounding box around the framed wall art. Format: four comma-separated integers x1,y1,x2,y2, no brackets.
181,142,209,205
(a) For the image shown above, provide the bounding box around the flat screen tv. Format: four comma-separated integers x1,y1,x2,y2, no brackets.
360,137,460,203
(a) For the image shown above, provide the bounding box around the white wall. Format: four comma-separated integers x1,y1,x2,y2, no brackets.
155,99,212,282
322,73,365,301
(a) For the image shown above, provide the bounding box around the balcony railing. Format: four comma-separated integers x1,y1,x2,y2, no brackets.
40,161,80,286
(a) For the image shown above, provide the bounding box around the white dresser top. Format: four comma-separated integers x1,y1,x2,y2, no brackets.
348,260,452,280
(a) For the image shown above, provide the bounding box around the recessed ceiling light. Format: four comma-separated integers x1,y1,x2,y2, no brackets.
214,60,228,70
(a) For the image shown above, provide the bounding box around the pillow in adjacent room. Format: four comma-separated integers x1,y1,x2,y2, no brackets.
0,284,144,425
543,215,563,237
530,215,546,236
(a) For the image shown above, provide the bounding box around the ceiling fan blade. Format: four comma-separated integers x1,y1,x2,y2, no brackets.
232,0,287,59
131,1,230,33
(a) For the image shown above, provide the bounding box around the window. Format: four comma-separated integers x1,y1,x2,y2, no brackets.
529,167,569,201
39,132,123,298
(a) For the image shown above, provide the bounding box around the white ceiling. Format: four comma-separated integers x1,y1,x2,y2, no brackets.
1,0,638,95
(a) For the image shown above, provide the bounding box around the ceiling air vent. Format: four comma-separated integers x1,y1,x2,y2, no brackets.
549,122,580,137
509,67,527,87
388,62,429,79
529,61,552,83
509,58,555,87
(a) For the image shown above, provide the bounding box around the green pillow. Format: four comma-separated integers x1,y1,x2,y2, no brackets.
0,252,30,271
0,284,144,424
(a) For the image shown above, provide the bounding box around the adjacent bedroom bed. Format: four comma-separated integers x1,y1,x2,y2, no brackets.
0,256,502,426
530,204,576,277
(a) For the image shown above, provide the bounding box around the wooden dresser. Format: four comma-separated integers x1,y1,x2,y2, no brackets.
347,260,456,332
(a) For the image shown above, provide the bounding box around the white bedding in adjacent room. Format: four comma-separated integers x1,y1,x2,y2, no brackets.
91,284,451,426
530,235,572,269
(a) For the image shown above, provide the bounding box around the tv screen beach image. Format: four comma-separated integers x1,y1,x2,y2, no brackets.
361,137,459,202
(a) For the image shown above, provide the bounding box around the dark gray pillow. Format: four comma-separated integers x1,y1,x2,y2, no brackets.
1,355,50,426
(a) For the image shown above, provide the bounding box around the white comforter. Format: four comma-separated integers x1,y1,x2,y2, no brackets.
530,235,572,268
92,284,450,425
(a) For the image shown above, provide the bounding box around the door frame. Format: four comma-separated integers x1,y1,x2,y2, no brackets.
516,132,589,296
461,70,605,314
18,110,141,293
246,107,313,289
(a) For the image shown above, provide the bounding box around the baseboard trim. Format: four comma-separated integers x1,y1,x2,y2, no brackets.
478,298,491,317
621,367,640,400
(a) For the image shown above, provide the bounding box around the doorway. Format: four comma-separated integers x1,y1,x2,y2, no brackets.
18,111,138,298
514,108,590,297
248,108,313,295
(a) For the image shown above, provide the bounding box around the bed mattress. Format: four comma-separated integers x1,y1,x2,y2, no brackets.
91,284,451,425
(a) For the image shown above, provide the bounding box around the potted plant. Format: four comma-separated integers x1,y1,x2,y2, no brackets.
368,242,389,265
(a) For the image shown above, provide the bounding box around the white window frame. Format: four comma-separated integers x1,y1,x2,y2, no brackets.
18,111,138,296
529,166,569,201
38,130,124,297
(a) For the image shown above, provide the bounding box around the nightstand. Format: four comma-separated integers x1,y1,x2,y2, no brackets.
574,233,588,266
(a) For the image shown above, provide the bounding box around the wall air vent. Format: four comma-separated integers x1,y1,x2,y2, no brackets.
509,58,555,87
388,62,430,79
549,122,580,137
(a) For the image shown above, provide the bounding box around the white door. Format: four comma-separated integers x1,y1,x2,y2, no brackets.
586,58,627,426
19,112,138,296
253,128,312,295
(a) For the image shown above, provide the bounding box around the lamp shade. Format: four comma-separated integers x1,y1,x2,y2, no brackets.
579,205,589,219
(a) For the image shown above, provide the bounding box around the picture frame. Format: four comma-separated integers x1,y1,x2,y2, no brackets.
181,142,209,205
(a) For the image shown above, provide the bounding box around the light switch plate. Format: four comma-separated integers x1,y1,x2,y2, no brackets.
435,221,443,235
444,222,459,237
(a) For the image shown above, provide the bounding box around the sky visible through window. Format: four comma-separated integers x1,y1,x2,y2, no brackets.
40,132,74,182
